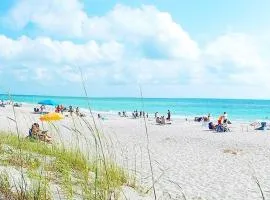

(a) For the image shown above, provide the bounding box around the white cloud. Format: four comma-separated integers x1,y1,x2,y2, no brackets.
5,0,87,37
0,35,124,65
4,1,200,60
204,33,265,69
204,33,270,86
12,67,29,81
1,0,270,97
34,67,51,81
85,5,201,60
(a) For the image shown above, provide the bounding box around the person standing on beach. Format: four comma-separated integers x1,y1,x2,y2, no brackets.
207,113,211,122
223,112,228,123
167,110,171,121
155,112,158,118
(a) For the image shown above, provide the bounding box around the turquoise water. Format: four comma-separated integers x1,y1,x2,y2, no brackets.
1,94,270,121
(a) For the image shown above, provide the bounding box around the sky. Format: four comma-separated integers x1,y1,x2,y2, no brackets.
0,0,270,98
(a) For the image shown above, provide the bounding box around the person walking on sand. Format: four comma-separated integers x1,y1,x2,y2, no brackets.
76,107,80,116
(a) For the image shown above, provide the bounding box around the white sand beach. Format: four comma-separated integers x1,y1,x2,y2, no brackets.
0,103,270,200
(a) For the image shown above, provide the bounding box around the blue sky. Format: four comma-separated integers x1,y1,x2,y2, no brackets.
0,0,270,98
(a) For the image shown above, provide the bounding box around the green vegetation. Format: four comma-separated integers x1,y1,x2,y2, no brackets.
0,133,128,200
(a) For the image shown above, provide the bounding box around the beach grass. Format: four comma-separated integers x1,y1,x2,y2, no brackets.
0,133,128,200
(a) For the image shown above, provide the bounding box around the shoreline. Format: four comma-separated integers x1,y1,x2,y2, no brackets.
0,100,265,124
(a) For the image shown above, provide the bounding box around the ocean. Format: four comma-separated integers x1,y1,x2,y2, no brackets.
1,94,270,121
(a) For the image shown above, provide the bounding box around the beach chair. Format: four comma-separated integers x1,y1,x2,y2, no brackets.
216,124,230,132
255,122,267,130
216,124,224,132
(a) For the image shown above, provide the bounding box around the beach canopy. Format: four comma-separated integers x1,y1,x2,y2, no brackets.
40,112,64,122
38,99,58,106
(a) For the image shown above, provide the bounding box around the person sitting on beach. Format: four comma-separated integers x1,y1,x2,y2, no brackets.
55,105,60,113
208,122,216,130
161,116,166,125
59,105,64,114
215,116,230,132
156,116,161,124
40,105,45,113
28,123,52,143
218,116,223,125
194,117,203,122
34,107,40,113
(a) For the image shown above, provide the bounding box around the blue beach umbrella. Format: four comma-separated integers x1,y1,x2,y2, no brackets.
38,99,58,106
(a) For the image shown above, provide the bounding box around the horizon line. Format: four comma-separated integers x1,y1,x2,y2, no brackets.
1,93,270,101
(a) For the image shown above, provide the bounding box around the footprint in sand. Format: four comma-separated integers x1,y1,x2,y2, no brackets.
223,148,243,155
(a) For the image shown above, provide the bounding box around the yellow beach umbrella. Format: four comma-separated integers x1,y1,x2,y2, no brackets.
40,112,64,122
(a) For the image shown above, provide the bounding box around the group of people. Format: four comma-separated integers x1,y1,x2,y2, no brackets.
55,105,85,117
155,110,171,125
55,105,66,113
33,105,47,113
208,112,230,132
0,100,5,107
117,109,171,122
194,113,211,122
28,123,52,143
118,111,128,117
0,100,21,108
132,110,149,119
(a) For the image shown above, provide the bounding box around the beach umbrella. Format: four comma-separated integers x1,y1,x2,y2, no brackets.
40,112,64,122
38,99,58,106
